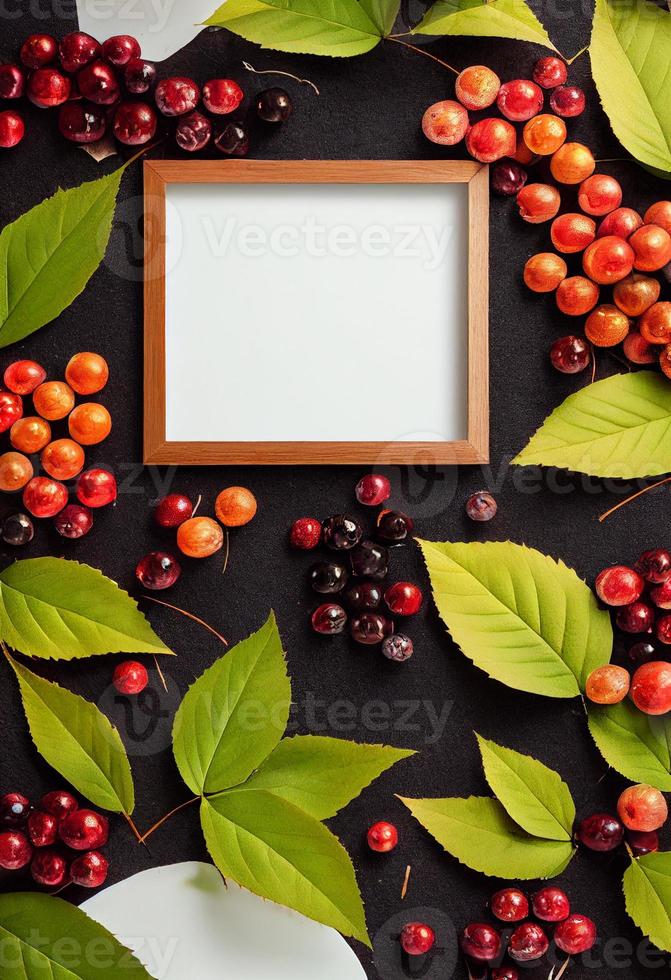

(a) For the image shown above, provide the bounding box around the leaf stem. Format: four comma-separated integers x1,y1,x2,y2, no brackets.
598,475,671,523
123,812,147,849
566,45,588,64
141,595,228,646
139,796,200,844
222,528,230,576
384,35,459,74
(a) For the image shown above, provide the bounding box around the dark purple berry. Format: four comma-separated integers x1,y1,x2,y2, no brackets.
376,509,413,543
124,58,156,94
465,491,497,522
616,601,655,634
215,121,250,156
491,161,528,196
175,111,212,152
308,561,348,594
381,633,414,662
344,581,382,612
628,641,656,664
576,812,624,851
350,613,393,645
350,540,388,579
322,515,363,551
635,549,671,585
256,87,292,123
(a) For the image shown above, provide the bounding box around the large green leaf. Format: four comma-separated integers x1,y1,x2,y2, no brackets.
0,893,153,979
512,372,671,479
400,795,575,879
588,700,671,792
360,0,399,35
591,0,671,174
0,558,170,661
237,735,414,819
201,790,370,945
413,0,557,49
476,735,575,841
204,0,382,56
624,852,671,953
173,613,290,795
0,165,126,348
419,540,612,698
9,657,134,814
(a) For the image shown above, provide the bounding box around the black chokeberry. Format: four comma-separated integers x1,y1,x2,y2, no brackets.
2,512,34,546
322,514,363,551
308,561,348,594
256,87,292,123
344,581,382,612
376,509,414,543
215,120,249,156
350,540,388,580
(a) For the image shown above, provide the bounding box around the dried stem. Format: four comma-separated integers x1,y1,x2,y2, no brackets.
153,654,168,692
385,35,459,74
142,594,228,646
222,528,230,576
401,864,411,899
590,347,597,384
124,812,147,849
243,61,320,94
554,956,572,980
139,796,200,844
191,494,203,518
599,475,671,523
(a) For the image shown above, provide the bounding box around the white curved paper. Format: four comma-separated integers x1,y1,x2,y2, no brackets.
76,0,217,61
81,862,367,980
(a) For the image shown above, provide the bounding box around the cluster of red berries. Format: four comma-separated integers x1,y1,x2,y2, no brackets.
0,353,114,546
587,550,671,715
0,789,109,889
0,31,293,155
460,886,596,974
290,474,421,659
576,783,667,857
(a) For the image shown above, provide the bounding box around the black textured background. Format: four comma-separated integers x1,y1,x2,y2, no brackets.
1,2,671,978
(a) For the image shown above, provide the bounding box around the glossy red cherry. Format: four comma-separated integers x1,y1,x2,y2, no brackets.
508,922,549,962
135,551,181,590
550,335,591,374
77,60,120,105
27,811,58,848
113,660,149,695
0,64,25,99
23,477,68,518
113,101,157,145
496,78,543,121
4,364,44,399
175,111,212,152
465,491,498,521
400,922,435,956
0,111,24,149
124,58,156,94
0,792,30,827
203,78,243,114
0,830,33,869
54,504,94,539
214,121,250,157
76,469,117,508
350,613,393,645
532,886,571,922
290,517,322,550
616,601,655,634
70,849,109,888
27,67,71,108
155,76,200,116
491,887,529,922
554,914,597,955
532,56,567,88
631,661,671,714
550,85,586,118
384,582,423,616
31,849,68,887
59,32,101,72
366,820,398,853
20,34,57,69
59,809,108,850
154,493,193,528
0,391,23,431
460,922,502,962
102,35,141,67
636,549,671,584
311,604,347,635
41,790,78,820
652,580,671,609
58,102,107,144
355,473,391,506
576,812,624,851
658,616,671,646
595,565,644,606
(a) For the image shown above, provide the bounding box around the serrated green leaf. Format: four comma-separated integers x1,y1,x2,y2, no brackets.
0,557,170,661
591,0,671,174
0,892,153,979
9,657,134,814
413,0,557,49
400,795,575,879
419,539,612,699
0,165,126,348
236,735,414,819
203,0,382,57
173,613,290,795
624,852,671,952
476,735,575,841
588,700,671,792
201,790,370,945
512,372,671,478
360,0,399,34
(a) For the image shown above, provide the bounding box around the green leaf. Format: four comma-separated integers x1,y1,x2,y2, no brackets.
476,735,575,841
0,557,169,661
587,700,671,792
359,0,399,35
400,795,575,879
237,735,414,819
9,657,134,814
512,372,671,479
591,0,671,174
173,613,290,795
203,0,382,57
0,892,153,978
0,165,126,348
624,852,671,953
413,0,557,50
419,539,612,699
201,790,370,946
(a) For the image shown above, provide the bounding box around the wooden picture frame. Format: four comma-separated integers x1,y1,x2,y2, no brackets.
144,160,489,465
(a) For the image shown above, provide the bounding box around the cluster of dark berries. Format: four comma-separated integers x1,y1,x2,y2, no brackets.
0,789,109,889
0,31,293,154
461,886,596,976
290,474,421,660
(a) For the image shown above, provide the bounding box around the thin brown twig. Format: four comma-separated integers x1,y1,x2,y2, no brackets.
153,654,168,692
566,45,588,64
385,35,459,74
553,956,572,980
243,60,320,95
191,494,203,518
222,528,230,576
139,796,200,844
141,594,228,646
598,475,671,523
401,864,411,899
591,346,597,384
124,812,148,850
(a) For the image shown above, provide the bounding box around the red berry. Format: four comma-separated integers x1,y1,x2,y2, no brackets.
532,886,571,922
135,552,181,590
203,78,243,114
124,58,156,94
492,971,519,980
0,64,25,99
350,612,393,645
0,830,33,869
460,922,502,962
355,474,391,507
113,660,149,695
657,616,671,645
576,812,624,851
59,32,101,73
627,829,659,856
41,790,78,820
58,102,107,144
400,922,435,956
20,34,57,69
550,85,586,118
59,809,108,850
651,579,671,609
384,582,423,616
496,78,543,121
155,76,200,116
466,116,516,163
113,101,157,145
465,491,497,522
77,60,120,105
290,517,322,550
31,848,68,887
532,56,567,88
508,922,549,962
214,121,250,157
311,603,347,635
0,111,25,149
175,111,212,152
27,67,71,108
4,361,45,395
102,35,141,67
381,633,414,662
636,549,671,584
598,207,643,240
616,601,655,634
0,391,22,431
366,820,398,853
0,792,30,827
154,493,193,528
595,565,644,606
631,661,671,714
27,811,58,848
550,335,590,374
554,914,597,955
76,468,117,508
54,504,94,539
491,887,529,922
70,849,109,888
23,477,68,519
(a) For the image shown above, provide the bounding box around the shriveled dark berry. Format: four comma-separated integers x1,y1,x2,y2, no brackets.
322,515,363,551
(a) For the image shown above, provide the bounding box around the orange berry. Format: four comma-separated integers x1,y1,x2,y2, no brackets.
516,183,561,224
585,665,630,705
523,113,566,155
421,100,469,146
644,201,671,235
65,352,109,395
629,224,671,272
550,213,596,254
33,380,75,421
556,276,600,316
624,331,656,365
582,235,635,285
176,516,224,558
584,304,630,347
577,174,622,216
68,403,112,446
639,302,671,346
523,253,567,292
613,274,660,317
511,135,535,165
660,345,671,379
0,451,33,492
10,416,51,454
550,142,595,184
455,65,500,110
41,439,85,481
618,784,668,832
215,486,257,527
